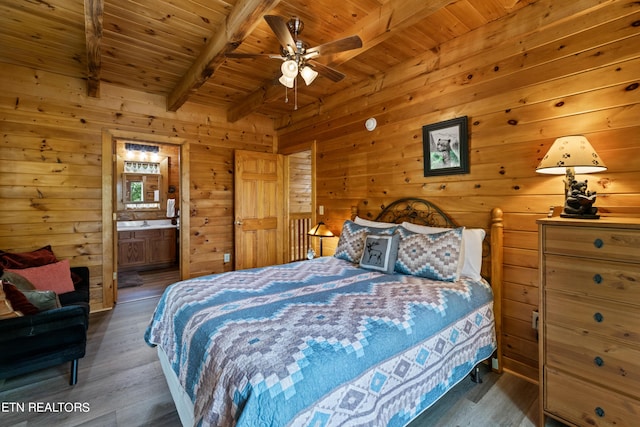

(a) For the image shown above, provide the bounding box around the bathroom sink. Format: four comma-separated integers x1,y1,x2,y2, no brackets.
117,219,176,231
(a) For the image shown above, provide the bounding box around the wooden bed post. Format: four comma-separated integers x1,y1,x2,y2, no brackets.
490,207,504,373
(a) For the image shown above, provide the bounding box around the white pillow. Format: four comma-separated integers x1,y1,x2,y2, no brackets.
401,222,486,281
354,216,397,228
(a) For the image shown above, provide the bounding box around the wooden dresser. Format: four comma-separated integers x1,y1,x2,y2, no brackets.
538,217,640,427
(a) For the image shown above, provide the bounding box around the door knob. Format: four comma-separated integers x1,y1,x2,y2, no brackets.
234,220,243,226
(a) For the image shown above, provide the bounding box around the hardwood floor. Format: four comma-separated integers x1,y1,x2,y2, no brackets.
0,269,565,427
116,267,180,303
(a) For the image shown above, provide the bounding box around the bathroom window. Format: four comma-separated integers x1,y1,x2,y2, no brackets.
130,181,143,202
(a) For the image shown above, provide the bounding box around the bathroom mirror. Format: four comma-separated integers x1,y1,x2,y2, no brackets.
117,157,170,213
123,174,162,206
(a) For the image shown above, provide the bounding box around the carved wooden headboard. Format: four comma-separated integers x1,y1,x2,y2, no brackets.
373,198,458,227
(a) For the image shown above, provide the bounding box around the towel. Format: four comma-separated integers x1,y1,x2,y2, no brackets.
166,198,175,218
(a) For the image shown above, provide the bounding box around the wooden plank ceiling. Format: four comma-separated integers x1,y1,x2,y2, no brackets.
0,0,532,123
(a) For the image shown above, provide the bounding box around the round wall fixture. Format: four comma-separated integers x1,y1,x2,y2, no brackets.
365,118,377,131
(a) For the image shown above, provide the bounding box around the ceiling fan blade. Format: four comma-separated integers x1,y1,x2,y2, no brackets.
264,15,296,52
226,53,282,59
307,60,345,82
305,35,363,58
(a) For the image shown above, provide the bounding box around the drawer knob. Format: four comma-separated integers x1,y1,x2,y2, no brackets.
594,312,604,323
595,407,605,418
594,356,604,367
593,238,604,248
593,274,602,284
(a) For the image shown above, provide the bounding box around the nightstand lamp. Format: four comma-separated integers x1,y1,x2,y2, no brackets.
308,222,334,256
536,135,607,218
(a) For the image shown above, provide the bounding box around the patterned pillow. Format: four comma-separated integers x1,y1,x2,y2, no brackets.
334,220,397,263
395,227,464,281
401,222,485,281
359,234,400,274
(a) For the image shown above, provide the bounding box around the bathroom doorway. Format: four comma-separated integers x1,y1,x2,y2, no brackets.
101,129,189,308
114,140,181,302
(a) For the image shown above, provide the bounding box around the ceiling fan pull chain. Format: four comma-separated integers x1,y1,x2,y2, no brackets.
284,85,289,104
294,76,298,110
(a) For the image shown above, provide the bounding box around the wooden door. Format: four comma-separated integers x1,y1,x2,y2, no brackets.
234,150,284,270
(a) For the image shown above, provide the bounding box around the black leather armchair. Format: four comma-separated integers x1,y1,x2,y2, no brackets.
0,266,90,385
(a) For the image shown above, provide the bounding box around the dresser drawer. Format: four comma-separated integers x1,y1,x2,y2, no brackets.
545,367,640,427
545,323,640,399
545,292,640,345
545,255,640,302
544,226,640,263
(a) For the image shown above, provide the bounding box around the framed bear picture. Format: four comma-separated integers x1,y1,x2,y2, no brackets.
422,116,469,176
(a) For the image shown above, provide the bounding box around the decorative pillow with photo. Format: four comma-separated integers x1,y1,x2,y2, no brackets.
334,220,397,264
359,234,400,274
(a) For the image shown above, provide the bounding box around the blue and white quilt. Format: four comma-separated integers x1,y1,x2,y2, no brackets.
144,257,496,427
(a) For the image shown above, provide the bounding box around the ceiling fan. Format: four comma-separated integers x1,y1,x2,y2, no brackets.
227,15,363,89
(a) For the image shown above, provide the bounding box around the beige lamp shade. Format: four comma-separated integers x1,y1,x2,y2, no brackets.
308,222,334,237
536,135,607,174
536,135,607,219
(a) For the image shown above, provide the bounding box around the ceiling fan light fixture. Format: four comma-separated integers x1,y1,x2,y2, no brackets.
281,60,298,79
300,66,318,85
279,74,295,88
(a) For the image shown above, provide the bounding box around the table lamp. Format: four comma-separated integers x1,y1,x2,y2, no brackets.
308,222,334,256
536,135,607,218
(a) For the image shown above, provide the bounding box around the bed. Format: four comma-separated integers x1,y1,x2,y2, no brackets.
145,198,504,427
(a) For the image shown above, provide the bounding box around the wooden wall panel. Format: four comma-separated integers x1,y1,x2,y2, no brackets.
0,65,274,311
277,0,640,381
287,151,312,214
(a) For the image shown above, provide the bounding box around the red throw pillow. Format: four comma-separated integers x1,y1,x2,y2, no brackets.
6,259,75,295
2,282,39,316
0,245,58,269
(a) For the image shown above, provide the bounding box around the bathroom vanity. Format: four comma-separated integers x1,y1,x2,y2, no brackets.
117,220,177,271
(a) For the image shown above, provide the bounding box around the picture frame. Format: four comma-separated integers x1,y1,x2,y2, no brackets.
423,116,469,176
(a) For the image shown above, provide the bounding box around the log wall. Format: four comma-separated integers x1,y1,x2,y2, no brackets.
0,0,638,384
277,0,640,381
0,65,275,311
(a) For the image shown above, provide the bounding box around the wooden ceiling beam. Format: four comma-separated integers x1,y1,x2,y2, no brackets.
226,0,456,122
167,0,282,112
84,0,103,98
